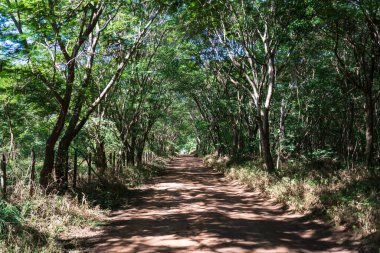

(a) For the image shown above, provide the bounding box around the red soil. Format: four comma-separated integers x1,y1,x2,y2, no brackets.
74,156,356,253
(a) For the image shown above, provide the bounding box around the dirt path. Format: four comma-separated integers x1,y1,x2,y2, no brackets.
80,156,356,253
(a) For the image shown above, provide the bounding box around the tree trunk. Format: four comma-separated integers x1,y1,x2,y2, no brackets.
29,149,36,197
1,154,7,199
258,108,275,172
244,112,258,155
232,119,240,160
276,99,287,169
40,62,74,188
40,139,56,188
5,103,17,161
55,145,68,185
364,93,374,168
9,125,16,161
73,150,77,189
87,153,92,184
95,140,107,173
112,151,116,170
346,99,355,160
55,131,75,186
40,113,67,188
136,147,144,166
122,151,126,167
125,139,135,166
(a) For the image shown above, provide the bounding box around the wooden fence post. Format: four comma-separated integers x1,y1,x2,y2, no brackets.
1,154,7,199
29,149,36,197
73,149,78,189
88,153,92,184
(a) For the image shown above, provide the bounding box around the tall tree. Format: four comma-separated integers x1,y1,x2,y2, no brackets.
323,0,380,167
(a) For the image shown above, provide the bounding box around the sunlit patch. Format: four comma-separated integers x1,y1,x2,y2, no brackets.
143,235,198,247
82,156,355,253
155,182,186,190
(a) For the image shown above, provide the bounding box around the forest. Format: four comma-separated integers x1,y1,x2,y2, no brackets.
0,0,379,252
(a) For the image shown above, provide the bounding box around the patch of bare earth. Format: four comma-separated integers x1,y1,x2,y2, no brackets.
66,156,357,253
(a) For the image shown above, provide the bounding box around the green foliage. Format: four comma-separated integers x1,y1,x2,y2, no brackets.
0,201,22,237
1,0,380,249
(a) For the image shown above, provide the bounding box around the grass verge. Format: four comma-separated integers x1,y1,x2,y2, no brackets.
0,161,165,252
204,154,380,252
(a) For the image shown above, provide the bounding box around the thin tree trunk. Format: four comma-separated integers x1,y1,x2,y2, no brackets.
259,108,275,172
364,93,374,168
276,99,287,169
8,124,16,161
73,149,77,189
29,149,36,197
1,154,7,199
112,151,116,171
109,152,113,168
87,153,92,184
232,118,239,159
121,151,126,167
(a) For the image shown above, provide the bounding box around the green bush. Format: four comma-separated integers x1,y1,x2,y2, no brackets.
0,201,22,238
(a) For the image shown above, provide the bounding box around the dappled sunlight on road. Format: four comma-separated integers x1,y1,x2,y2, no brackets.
79,155,355,253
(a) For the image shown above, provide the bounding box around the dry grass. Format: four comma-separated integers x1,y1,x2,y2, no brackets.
0,159,165,252
1,179,106,252
204,154,380,247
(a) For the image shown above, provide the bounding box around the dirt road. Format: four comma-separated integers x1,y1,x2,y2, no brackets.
82,156,356,253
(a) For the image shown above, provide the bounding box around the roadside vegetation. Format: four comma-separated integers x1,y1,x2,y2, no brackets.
204,154,380,251
0,160,164,252
1,0,379,251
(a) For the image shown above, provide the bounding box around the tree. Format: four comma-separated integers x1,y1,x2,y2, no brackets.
2,0,160,187
322,0,380,167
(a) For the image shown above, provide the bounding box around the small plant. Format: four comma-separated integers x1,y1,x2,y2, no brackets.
0,201,22,238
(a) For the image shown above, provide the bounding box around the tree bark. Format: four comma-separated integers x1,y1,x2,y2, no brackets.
125,137,136,166
95,140,107,173
364,93,374,168
136,147,144,166
55,132,74,185
73,150,77,189
40,60,75,187
1,154,7,199
88,153,92,184
29,149,36,197
40,107,69,187
258,108,275,172
276,99,287,169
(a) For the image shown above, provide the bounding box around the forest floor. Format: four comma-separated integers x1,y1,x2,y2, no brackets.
64,156,358,253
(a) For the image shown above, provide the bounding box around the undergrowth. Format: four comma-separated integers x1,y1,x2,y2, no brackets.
78,163,164,209
204,154,380,251
0,160,164,252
